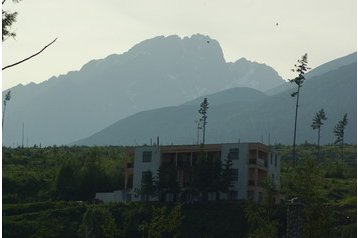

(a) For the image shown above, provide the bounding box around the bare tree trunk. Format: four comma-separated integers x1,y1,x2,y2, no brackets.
2,38,57,70
292,85,300,166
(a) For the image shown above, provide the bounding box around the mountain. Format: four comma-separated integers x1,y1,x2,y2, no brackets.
265,52,357,96
74,61,357,146
3,34,285,146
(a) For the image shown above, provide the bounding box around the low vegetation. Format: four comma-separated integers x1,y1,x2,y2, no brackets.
2,144,357,237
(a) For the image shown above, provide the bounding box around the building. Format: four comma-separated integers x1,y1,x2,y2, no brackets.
134,143,280,202
96,142,281,203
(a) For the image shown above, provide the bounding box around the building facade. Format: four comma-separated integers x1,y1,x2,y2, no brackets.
130,142,280,202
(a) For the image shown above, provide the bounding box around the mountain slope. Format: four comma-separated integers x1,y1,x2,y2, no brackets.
75,62,356,146
3,34,285,146
265,52,357,96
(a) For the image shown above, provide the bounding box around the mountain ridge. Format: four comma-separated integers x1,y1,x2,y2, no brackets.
74,61,357,146
3,34,285,146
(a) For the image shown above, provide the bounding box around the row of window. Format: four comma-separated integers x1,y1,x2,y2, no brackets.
142,148,240,163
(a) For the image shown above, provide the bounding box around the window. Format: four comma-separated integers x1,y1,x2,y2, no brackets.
141,171,152,181
272,173,275,182
228,191,238,200
270,153,273,165
230,169,239,181
247,190,255,201
274,154,277,167
228,148,239,160
258,192,263,202
143,151,152,162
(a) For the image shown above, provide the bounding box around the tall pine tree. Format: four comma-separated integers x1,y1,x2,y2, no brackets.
311,108,327,160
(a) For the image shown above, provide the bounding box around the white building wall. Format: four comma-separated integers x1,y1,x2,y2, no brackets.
95,190,129,203
220,143,249,200
268,150,281,190
132,145,161,201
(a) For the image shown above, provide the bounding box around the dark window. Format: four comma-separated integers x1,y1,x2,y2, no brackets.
247,190,254,200
230,169,239,181
270,153,273,165
258,192,263,202
228,191,238,200
141,171,152,181
143,151,152,162
274,154,277,167
228,148,239,160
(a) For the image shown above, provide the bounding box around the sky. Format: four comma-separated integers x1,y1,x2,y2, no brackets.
2,0,357,90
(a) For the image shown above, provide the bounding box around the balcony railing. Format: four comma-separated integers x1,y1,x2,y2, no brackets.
248,158,267,167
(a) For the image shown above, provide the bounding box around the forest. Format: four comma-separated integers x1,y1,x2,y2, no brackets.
2,144,356,238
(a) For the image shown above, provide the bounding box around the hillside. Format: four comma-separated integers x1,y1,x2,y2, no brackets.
75,62,356,146
3,34,284,146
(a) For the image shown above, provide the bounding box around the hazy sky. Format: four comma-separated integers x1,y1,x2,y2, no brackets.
2,0,356,90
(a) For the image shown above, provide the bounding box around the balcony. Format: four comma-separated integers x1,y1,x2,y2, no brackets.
249,158,267,167
248,180,256,186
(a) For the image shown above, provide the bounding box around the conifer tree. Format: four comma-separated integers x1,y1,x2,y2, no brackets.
156,164,180,202
289,53,310,166
2,90,11,129
333,113,348,160
140,171,156,202
221,156,234,194
311,108,327,160
198,98,209,147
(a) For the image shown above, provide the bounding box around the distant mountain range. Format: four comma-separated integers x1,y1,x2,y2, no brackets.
3,34,285,146
3,34,356,147
75,59,357,146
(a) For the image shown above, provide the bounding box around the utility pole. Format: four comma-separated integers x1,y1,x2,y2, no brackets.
22,123,24,148
195,120,200,144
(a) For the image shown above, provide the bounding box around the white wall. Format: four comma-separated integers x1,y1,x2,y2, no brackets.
132,145,161,201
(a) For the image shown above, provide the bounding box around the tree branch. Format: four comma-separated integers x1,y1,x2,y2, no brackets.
2,37,57,70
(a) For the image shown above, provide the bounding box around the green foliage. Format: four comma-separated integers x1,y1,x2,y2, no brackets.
138,204,184,238
279,145,357,238
2,8,17,41
198,97,209,145
140,171,156,201
311,108,327,160
289,53,309,164
334,113,348,145
311,108,327,130
3,146,132,203
191,152,221,200
220,156,234,193
2,145,355,237
78,206,119,238
156,164,180,202
245,178,280,238
3,201,87,238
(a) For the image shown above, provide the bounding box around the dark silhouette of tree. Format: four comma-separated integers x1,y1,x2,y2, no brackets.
220,156,234,195
156,164,180,202
198,98,209,147
192,152,221,201
56,161,80,200
2,90,11,129
2,0,18,41
311,108,327,160
334,113,348,160
289,53,310,166
140,171,156,202
245,178,279,238
2,0,57,70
